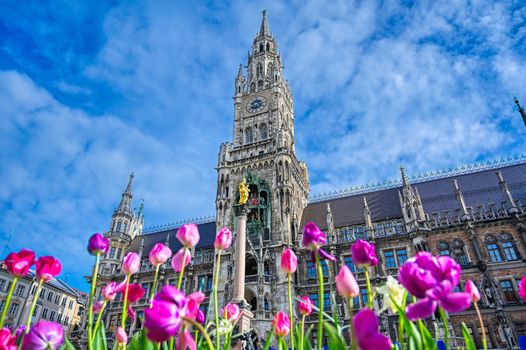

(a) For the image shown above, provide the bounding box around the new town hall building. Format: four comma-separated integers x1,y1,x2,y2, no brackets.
90,12,526,349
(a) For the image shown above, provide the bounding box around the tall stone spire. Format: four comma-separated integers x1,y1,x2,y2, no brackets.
398,166,427,232
116,172,134,215
496,171,518,214
258,10,271,37
363,196,373,228
514,97,526,127
453,179,470,221
400,166,410,187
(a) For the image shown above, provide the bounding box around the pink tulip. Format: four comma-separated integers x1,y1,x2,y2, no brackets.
214,227,233,250
222,303,241,322
122,252,140,275
0,327,17,350
298,296,314,316
35,256,62,282
280,248,298,274
336,265,359,298
87,233,109,256
176,224,200,248
464,280,480,302
302,222,336,261
354,309,392,350
186,292,206,322
272,311,291,337
144,286,187,342
102,282,119,302
171,248,191,272
21,321,64,350
116,327,128,345
93,300,104,314
149,243,172,266
123,284,145,304
519,276,526,301
3,249,35,278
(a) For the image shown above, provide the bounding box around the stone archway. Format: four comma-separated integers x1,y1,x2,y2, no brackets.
245,288,257,311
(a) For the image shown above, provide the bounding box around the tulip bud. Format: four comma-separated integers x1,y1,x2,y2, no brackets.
222,303,241,322
464,280,480,302
116,327,128,345
280,248,298,274
87,233,109,256
176,224,200,248
35,256,62,282
519,276,526,302
122,252,140,275
214,227,233,250
171,248,191,272
149,243,172,266
351,239,378,266
302,222,327,250
272,311,291,337
4,249,35,278
336,265,359,298
298,296,314,316
102,282,118,302
93,300,104,314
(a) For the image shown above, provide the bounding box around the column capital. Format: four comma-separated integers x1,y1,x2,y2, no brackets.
234,204,249,217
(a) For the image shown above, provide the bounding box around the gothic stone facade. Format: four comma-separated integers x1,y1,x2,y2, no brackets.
90,12,526,349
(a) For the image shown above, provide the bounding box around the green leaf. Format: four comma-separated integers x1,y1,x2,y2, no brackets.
322,322,347,350
303,325,314,350
461,322,476,350
60,337,76,350
390,295,422,350
126,329,154,350
278,336,288,350
92,322,108,350
262,328,275,350
417,320,438,350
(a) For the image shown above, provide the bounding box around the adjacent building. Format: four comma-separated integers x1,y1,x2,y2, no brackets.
89,11,526,349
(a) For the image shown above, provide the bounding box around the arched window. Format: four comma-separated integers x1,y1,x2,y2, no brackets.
259,44,264,52
264,295,270,311
451,239,469,266
256,64,262,78
250,83,255,92
260,123,268,139
116,220,122,233
500,233,519,261
122,222,128,233
258,80,263,88
485,234,503,263
245,127,253,144
266,43,270,51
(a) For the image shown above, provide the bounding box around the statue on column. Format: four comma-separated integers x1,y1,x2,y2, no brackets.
239,179,249,205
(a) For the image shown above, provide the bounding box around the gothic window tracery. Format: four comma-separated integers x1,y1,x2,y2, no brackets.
245,127,253,144
260,123,268,139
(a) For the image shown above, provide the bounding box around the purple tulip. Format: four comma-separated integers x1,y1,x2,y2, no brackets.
22,321,64,350
351,239,378,266
87,233,109,256
144,286,187,342
399,252,471,320
519,276,526,301
302,222,336,262
353,309,392,350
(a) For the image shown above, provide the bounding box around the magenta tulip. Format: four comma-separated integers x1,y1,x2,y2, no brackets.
519,276,526,301
351,239,378,266
22,321,64,350
302,222,336,261
35,256,62,282
176,223,200,248
353,309,392,350
280,248,298,274
0,327,16,350
186,292,205,322
222,303,241,322
116,327,128,345
87,233,109,256
336,265,359,298
214,227,233,250
144,286,187,342
92,300,104,314
122,252,140,275
149,243,172,266
298,296,314,316
465,280,480,302
171,248,191,272
272,311,291,337
399,252,471,320
122,284,145,303
3,249,35,278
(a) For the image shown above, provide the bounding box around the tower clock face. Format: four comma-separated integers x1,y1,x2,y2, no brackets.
246,96,267,113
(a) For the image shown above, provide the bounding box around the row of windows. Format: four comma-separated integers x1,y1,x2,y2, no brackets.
38,305,70,325
0,280,25,297
244,125,268,144
33,287,74,309
0,300,19,315
487,241,519,263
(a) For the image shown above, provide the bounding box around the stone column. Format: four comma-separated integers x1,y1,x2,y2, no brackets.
232,205,254,333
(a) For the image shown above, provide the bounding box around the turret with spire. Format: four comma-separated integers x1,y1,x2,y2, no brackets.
514,97,526,127
398,166,428,232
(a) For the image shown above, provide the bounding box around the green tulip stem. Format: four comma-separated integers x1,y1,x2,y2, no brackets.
314,251,324,350
363,268,373,309
177,249,187,290
474,301,487,350
121,275,131,330
25,278,43,333
92,300,107,342
150,264,161,307
288,272,295,350
182,316,215,350
213,249,222,350
438,307,449,349
0,276,17,328
300,314,306,350
87,253,101,349
348,298,356,350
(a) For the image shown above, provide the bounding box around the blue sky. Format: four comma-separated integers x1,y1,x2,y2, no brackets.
0,0,525,291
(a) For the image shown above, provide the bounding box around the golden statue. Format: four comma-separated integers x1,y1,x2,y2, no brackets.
239,178,249,205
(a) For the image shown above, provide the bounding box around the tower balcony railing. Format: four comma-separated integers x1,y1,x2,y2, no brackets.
335,219,405,243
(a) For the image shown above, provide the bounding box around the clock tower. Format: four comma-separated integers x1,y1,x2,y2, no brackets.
215,10,309,336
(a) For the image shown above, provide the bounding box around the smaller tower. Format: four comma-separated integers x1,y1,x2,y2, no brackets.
398,166,427,232
452,179,470,221
514,97,526,127
363,196,373,228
